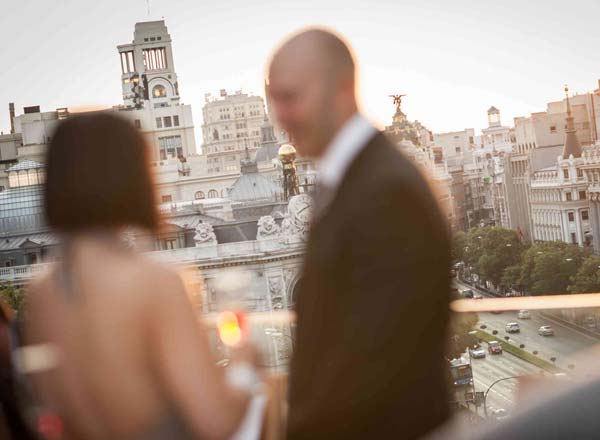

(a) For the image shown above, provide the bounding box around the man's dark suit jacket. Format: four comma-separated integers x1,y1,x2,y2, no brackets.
287,132,451,439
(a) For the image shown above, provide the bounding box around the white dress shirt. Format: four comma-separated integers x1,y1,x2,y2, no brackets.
315,113,377,213
318,113,377,192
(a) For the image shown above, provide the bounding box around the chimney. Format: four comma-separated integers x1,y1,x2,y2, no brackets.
8,102,15,134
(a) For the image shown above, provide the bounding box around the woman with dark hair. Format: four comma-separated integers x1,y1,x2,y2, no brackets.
22,112,259,439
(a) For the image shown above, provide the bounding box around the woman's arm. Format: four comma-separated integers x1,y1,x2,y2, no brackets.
148,269,252,439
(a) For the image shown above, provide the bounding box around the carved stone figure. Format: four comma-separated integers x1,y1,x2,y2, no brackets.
257,215,280,239
268,277,284,311
194,222,217,245
280,194,313,242
389,93,406,112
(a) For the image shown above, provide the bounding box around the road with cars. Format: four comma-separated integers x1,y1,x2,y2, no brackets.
454,279,599,370
452,278,600,422
462,346,542,417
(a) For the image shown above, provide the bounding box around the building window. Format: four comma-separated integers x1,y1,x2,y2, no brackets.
173,115,179,126
162,239,177,250
195,191,205,200
579,191,587,200
142,47,167,71
566,192,572,201
582,210,589,221
134,119,141,129
156,117,162,128
161,195,172,203
550,125,557,133
568,212,575,222
153,84,167,98
571,232,577,244
563,169,569,179
577,169,584,178
455,147,461,153
163,116,172,128
158,135,182,159
208,189,218,198
120,50,135,74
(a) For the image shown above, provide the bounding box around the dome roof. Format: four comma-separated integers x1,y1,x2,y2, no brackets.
228,173,279,203
7,159,44,172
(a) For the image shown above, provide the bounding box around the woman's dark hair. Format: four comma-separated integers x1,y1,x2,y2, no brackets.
45,112,159,232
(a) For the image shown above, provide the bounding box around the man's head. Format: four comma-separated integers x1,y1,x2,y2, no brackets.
268,28,358,158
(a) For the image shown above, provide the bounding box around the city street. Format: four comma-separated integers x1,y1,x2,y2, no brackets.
465,346,541,417
455,279,599,370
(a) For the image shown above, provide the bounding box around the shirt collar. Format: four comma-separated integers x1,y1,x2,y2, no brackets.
317,113,377,190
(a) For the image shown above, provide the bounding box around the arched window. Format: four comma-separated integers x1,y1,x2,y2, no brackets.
28,169,39,185
208,189,218,198
18,171,28,187
153,84,167,98
195,191,205,200
8,173,18,188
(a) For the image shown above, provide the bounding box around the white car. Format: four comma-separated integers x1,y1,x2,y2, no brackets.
505,322,520,333
538,325,555,336
517,310,531,319
470,347,487,359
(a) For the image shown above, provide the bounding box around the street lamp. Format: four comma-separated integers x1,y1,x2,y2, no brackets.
483,376,521,418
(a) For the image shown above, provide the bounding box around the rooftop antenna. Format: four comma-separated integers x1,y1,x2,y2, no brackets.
146,0,150,17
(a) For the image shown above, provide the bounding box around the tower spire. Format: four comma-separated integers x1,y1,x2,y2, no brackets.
562,84,582,159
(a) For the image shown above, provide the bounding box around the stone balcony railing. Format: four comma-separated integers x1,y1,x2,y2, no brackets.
0,237,307,285
0,262,53,283
0,194,313,284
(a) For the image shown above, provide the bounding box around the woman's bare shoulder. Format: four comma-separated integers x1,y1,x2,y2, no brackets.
119,254,187,298
27,267,59,295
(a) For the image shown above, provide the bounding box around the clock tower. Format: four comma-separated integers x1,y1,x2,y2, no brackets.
117,20,181,109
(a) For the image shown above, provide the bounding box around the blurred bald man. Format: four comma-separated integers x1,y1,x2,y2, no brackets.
268,29,451,439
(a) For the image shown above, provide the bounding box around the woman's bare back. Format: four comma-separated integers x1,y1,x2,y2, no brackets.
26,236,190,438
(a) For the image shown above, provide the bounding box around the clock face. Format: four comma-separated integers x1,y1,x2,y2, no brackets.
289,194,314,223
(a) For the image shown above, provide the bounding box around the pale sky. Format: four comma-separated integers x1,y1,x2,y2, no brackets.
1,0,599,140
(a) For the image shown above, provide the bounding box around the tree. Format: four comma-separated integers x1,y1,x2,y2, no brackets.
518,242,589,295
0,281,25,312
569,255,600,293
452,231,468,262
462,227,488,269
500,264,523,293
446,312,479,359
458,226,525,286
